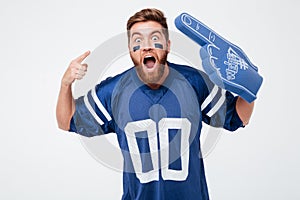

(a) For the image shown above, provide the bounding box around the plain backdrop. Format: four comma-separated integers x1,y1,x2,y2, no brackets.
1,0,300,199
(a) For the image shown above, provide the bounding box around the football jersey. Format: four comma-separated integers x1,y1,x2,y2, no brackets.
70,62,243,200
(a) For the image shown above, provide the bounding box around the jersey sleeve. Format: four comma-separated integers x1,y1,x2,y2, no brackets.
69,80,115,137
197,70,244,131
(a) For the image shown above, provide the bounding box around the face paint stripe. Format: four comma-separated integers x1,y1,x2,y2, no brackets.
133,46,140,52
154,43,163,49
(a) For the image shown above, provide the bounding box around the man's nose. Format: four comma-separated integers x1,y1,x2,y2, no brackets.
141,40,153,50
142,46,153,52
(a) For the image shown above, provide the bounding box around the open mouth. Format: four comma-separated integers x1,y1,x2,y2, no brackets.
143,56,156,68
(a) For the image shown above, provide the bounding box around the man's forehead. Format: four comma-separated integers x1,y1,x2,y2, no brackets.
130,21,163,30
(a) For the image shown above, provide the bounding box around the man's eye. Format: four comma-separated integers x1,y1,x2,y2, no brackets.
135,38,142,43
152,36,159,41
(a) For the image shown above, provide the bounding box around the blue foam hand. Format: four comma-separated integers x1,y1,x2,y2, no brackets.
175,13,263,103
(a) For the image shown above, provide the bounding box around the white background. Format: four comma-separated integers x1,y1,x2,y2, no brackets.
1,0,300,199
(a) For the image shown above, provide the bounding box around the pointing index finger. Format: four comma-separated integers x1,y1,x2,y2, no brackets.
74,50,91,63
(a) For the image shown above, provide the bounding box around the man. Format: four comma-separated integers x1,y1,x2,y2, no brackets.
56,8,254,200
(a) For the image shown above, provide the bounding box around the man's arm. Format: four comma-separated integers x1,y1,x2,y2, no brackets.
236,97,254,126
56,51,90,131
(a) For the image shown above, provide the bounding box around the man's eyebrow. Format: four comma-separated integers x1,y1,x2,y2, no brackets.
130,32,142,38
130,29,163,38
150,30,163,35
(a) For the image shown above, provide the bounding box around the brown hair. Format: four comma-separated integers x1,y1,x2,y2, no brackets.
127,8,169,40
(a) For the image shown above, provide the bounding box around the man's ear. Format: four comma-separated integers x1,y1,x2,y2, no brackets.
128,44,131,51
167,40,171,53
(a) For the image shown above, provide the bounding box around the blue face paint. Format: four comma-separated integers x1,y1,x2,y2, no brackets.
133,44,163,52
133,46,140,52
154,43,163,49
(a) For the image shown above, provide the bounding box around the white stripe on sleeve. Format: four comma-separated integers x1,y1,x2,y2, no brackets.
84,94,104,125
206,89,226,117
201,85,218,111
91,87,112,121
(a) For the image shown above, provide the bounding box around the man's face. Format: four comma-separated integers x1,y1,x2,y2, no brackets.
128,21,170,87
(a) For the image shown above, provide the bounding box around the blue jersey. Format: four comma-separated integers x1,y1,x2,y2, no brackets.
70,62,243,200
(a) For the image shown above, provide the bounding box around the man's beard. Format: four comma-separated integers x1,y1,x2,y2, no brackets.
131,51,168,86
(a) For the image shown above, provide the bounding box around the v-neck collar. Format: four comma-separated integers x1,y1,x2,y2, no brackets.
140,84,168,103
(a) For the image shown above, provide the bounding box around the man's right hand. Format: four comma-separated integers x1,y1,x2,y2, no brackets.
56,50,90,130
62,50,90,86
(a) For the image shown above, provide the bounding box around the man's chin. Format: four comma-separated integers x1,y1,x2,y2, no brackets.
137,71,158,84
